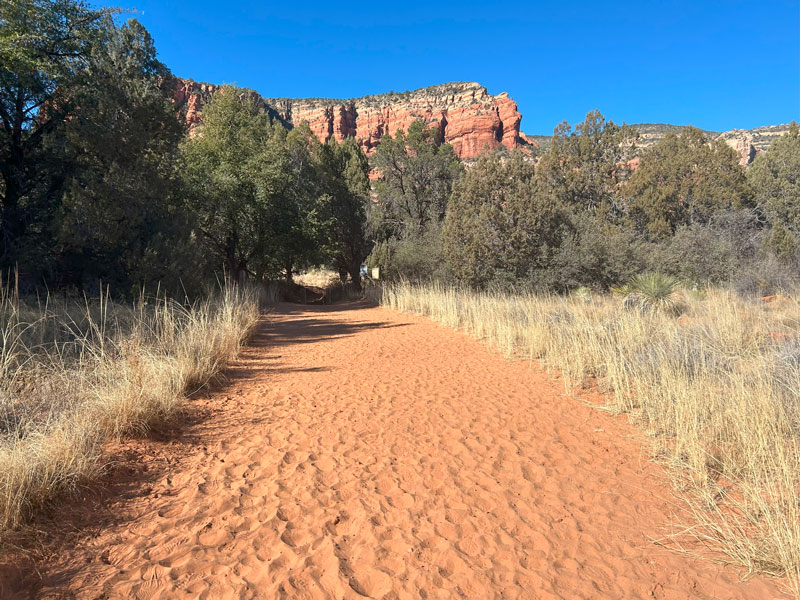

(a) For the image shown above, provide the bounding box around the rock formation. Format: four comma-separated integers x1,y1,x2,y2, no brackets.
173,78,789,166
172,78,284,133
616,123,794,166
718,130,757,166
173,78,217,128
173,79,530,159
714,127,795,166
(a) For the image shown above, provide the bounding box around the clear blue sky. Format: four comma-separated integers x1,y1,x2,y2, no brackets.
108,0,798,134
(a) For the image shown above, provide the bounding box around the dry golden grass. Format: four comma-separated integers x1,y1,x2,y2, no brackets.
374,282,800,595
295,269,343,289
0,284,263,536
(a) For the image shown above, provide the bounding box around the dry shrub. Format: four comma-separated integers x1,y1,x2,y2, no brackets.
0,284,262,533
295,269,342,289
377,281,800,595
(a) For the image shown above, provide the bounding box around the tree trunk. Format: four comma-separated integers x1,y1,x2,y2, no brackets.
1,196,25,268
348,262,362,291
224,234,239,285
0,159,26,268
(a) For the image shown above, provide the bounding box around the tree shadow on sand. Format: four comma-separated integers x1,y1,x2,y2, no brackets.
0,300,407,596
221,301,408,382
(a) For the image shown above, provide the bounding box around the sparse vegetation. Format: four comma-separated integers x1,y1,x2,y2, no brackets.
375,281,800,594
0,283,262,534
264,82,480,110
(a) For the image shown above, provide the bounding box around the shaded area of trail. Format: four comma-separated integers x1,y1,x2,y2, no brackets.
4,302,785,598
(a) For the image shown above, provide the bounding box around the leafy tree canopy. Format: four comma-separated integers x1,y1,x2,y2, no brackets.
54,17,188,292
0,0,110,267
181,85,283,281
315,136,371,288
535,110,637,221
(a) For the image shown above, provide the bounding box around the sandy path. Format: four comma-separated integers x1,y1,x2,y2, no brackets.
5,302,785,599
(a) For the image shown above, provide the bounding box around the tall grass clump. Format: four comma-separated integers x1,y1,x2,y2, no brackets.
377,281,800,594
0,284,262,535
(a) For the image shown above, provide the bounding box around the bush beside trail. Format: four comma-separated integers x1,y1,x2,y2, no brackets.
0,285,262,535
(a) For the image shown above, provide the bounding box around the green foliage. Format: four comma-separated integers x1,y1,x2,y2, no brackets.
367,226,450,282
182,96,370,285
180,86,282,282
271,123,332,280
647,224,736,284
630,123,718,138
443,151,567,288
545,214,644,291
366,118,463,282
316,137,371,289
0,5,795,303
0,0,378,296
0,0,109,269
747,123,800,260
0,6,201,295
269,82,478,110
627,272,681,312
623,127,753,239
610,284,634,296
535,110,637,220
642,208,761,287
54,17,191,293
370,119,463,237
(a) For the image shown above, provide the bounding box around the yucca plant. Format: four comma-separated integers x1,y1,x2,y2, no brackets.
626,272,682,313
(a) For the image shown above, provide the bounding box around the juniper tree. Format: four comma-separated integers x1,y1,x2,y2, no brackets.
443,151,567,288
55,17,188,292
0,0,107,268
747,123,800,259
623,127,753,240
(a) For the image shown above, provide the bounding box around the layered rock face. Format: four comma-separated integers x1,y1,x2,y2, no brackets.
715,125,793,166
173,79,528,159
173,78,788,167
624,123,794,166
173,79,218,128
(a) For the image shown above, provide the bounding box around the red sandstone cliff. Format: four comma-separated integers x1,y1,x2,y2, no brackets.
173,79,530,159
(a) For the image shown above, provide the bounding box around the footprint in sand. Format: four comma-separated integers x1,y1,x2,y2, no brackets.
10,302,789,600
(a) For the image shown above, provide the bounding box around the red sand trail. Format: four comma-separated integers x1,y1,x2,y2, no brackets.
2,302,785,598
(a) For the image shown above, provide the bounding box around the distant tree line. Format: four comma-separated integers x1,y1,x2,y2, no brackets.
3,1,798,298
369,110,800,296
1,0,370,296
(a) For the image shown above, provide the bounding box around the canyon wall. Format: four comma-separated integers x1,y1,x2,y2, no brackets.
173,78,285,131
173,79,529,158
173,78,790,166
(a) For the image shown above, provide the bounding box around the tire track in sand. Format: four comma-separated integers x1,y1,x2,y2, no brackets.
9,301,786,598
